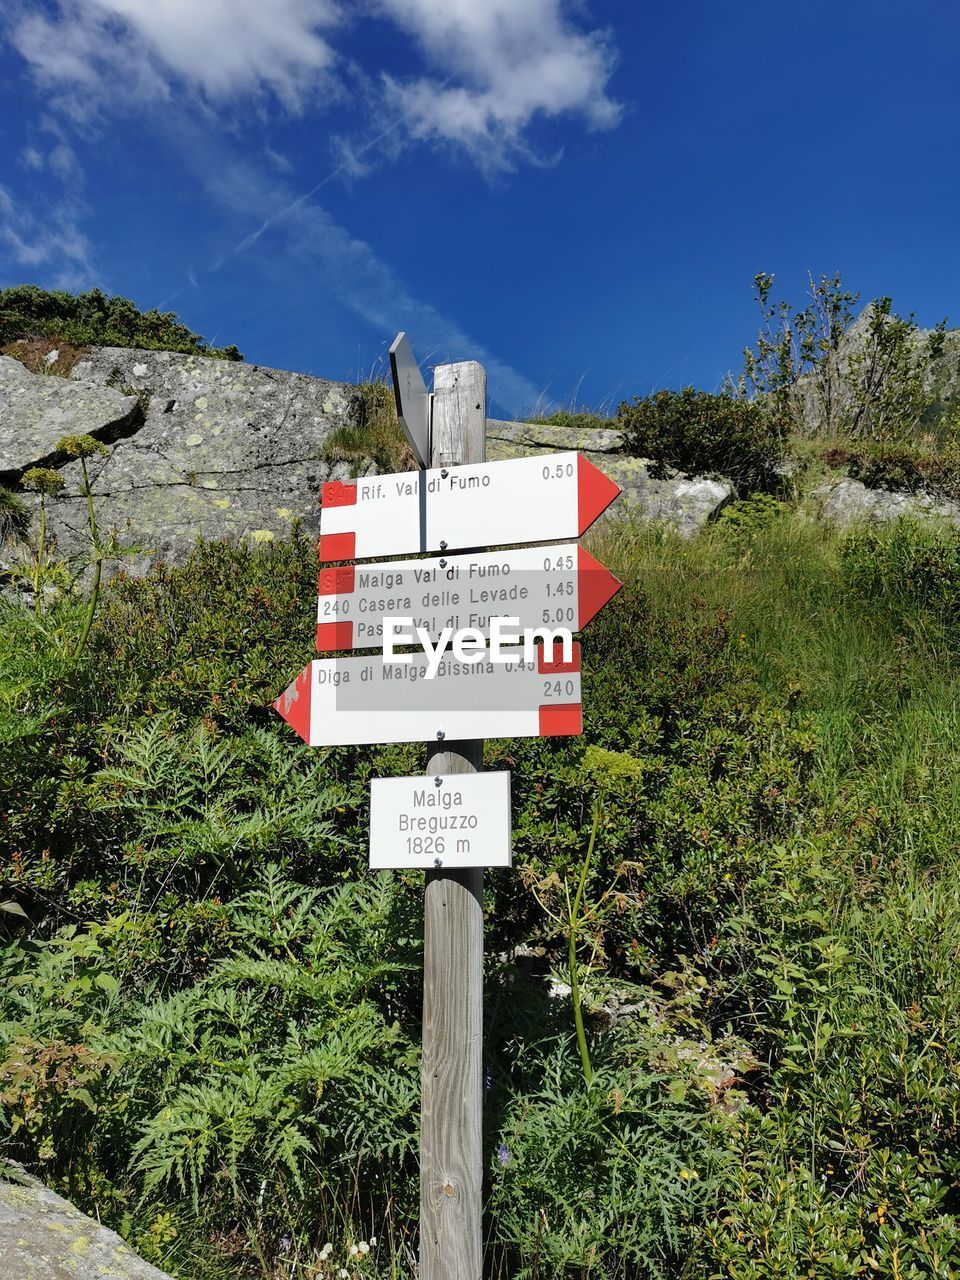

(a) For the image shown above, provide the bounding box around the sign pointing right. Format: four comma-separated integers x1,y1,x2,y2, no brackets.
319,450,621,562
316,542,621,652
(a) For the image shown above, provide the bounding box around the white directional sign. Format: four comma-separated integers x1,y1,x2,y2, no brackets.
390,332,431,468
274,645,582,746
370,772,512,870
318,452,620,562
316,543,621,651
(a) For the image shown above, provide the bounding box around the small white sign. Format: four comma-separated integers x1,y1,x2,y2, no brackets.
370,772,512,869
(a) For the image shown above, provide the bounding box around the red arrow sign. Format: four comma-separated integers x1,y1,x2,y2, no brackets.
315,542,621,652
318,451,620,562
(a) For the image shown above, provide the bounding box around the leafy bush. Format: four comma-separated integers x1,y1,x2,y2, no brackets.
0,285,242,360
616,388,782,489
823,438,960,501
0,868,419,1268
840,520,960,627
739,271,947,442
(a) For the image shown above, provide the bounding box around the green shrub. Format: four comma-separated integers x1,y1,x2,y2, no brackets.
616,388,782,489
715,492,791,538
527,410,617,432
840,521,960,626
0,868,419,1264
0,285,242,360
823,439,960,500
88,532,319,725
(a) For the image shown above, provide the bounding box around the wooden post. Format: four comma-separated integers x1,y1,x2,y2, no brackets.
421,360,486,1280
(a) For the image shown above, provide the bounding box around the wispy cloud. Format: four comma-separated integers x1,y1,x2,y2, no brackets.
198,150,542,413
3,1,613,408
11,0,342,112
0,182,95,288
8,0,620,170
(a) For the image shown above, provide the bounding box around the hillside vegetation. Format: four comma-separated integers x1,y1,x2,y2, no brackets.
0,285,243,363
2,277,960,1278
1,504,959,1278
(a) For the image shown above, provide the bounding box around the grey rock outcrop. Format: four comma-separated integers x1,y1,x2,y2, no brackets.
0,349,736,574
814,477,960,528
9,348,354,573
0,357,140,484
486,420,733,537
0,1166,172,1279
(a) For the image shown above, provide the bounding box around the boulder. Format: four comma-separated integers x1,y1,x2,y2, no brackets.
15,348,354,573
0,1166,172,1279
0,356,140,484
486,419,733,537
814,477,960,528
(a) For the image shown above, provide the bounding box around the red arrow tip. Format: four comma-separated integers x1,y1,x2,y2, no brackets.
577,546,623,629
577,454,621,534
273,664,313,744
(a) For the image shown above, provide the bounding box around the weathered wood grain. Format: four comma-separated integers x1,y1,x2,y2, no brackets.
420,359,486,1280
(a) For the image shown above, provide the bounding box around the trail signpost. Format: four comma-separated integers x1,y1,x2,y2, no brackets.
317,451,621,561
274,644,583,746
273,336,622,1280
315,543,621,652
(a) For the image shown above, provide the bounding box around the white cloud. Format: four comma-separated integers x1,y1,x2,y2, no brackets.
47,142,81,181
9,0,620,167
376,0,621,166
11,0,341,110
20,146,44,170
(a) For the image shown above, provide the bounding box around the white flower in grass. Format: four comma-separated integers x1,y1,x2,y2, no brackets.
369,1237,377,1247
321,1243,334,1256
349,1245,359,1256
339,1270,349,1277
358,1242,370,1255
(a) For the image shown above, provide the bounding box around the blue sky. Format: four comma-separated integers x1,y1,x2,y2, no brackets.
2,1,959,417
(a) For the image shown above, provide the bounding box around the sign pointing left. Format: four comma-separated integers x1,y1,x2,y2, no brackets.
273,645,582,747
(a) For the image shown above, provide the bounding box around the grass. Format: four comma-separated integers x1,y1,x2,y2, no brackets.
589,505,960,852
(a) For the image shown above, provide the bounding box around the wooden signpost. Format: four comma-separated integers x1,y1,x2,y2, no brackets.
273,337,622,1280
